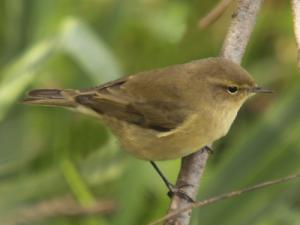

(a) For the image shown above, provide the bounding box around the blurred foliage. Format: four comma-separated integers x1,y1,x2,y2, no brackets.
0,0,300,225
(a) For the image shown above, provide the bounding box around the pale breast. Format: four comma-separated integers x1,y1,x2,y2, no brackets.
103,112,225,161
101,99,240,160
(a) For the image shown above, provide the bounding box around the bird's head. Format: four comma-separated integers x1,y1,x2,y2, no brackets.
190,57,272,111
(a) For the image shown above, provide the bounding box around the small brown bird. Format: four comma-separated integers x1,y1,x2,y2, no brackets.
23,57,271,161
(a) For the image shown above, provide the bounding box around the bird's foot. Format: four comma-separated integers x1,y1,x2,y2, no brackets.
166,183,195,203
149,161,195,203
201,145,214,154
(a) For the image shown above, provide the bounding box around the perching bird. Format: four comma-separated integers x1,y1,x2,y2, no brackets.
23,57,271,161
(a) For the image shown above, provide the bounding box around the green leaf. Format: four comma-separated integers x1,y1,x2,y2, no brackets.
0,40,57,122
60,17,122,83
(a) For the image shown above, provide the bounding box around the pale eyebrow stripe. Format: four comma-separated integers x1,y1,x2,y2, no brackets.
206,77,252,90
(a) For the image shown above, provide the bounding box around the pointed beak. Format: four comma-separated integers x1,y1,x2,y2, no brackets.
249,86,273,94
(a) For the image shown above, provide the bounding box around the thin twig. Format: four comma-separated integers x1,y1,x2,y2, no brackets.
198,0,234,29
150,172,300,225
291,0,300,69
3,196,117,225
163,1,264,225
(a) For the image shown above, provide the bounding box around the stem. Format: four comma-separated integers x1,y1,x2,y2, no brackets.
198,0,234,29
60,159,95,206
60,159,106,225
291,0,300,69
220,0,264,64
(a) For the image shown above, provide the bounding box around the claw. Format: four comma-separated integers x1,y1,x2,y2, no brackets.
202,145,214,154
150,161,195,203
167,184,195,203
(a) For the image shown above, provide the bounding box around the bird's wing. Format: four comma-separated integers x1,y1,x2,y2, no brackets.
75,76,188,132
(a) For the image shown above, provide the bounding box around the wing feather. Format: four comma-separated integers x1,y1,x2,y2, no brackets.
75,76,188,132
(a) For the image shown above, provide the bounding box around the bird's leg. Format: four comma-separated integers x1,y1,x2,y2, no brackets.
150,161,195,203
150,161,173,191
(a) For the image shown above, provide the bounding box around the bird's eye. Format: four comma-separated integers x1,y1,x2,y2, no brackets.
227,86,238,94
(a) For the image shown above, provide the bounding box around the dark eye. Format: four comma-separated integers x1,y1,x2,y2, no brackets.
227,86,238,94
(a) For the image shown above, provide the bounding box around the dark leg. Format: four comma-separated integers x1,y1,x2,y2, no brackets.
150,161,174,191
150,161,195,202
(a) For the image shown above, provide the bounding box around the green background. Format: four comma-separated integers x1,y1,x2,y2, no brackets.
0,0,300,225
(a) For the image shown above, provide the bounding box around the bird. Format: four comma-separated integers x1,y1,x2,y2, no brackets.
23,57,271,161
23,57,273,201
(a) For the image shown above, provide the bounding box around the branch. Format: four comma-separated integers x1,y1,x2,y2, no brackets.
220,0,264,64
163,1,264,225
291,0,300,69
198,0,234,29
164,150,210,225
4,196,117,225
150,172,300,225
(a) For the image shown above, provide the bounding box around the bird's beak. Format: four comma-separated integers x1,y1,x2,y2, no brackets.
249,86,273,94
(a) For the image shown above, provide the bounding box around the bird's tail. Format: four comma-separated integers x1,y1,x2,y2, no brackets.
23,89,77,108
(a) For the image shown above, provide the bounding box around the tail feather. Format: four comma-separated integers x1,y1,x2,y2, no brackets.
23,89,76,107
